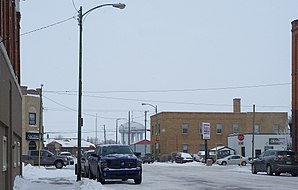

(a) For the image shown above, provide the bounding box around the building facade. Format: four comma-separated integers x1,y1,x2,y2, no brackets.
44,139,96,157
228,133,291,158
0,1,22,190
21,86,43,157
291,19,298,154
150,99,288,161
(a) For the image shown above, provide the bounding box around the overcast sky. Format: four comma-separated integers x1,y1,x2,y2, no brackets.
20,0,298,141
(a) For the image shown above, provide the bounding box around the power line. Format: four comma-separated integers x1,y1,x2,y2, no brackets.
71,0,79,12
43,92,289,110
44,82,290,94
20,16,76,37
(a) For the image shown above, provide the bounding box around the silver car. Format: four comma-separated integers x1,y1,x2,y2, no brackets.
216,155,249,166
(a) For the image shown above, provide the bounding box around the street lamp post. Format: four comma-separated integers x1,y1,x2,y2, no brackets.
76,3,125,181
144,110,149,154
141,103,158,160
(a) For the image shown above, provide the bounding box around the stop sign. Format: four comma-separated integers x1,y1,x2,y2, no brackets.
238,134,244,141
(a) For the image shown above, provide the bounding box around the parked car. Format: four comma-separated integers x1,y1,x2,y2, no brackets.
88,144,142,184
81,150,95,177
252,150,298,176
26,150,68,169
216,155,249,166
59,151,74,165
193,151,217,163
141,153,155,164
175,152,194,163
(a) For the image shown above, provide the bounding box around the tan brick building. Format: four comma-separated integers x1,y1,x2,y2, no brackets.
150,99,288,161
21,86,43,156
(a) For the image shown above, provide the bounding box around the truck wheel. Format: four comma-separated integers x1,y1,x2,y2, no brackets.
134,174,142,184
55,161,63,169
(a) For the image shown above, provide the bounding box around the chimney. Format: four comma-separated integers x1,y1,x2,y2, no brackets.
233,98,241,113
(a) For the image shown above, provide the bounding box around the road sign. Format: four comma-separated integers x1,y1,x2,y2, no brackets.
202,122,210,140
238,134,244,141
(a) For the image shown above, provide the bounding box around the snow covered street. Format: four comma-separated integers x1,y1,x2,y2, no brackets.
14,162,298,190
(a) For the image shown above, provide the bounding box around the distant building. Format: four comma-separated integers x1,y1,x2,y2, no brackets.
44,138,95,156
0,1,22,190
228,133,291,158
119,121,146,145
149,98,288,162
21,86,43,156
130,140,151,156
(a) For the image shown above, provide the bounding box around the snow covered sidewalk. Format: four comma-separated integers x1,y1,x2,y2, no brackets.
13,164,102,190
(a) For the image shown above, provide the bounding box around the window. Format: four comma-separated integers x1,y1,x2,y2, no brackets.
254,124,260,133
182,123,189,134
199,143,205,151
232,124,239,134
264,146,274,151
199,125,202,134
3,136,7,171
216,123,222,134
182,144,188,152
273,124,280,134
155,123,160,135
29,112,36,125
29,141,37,150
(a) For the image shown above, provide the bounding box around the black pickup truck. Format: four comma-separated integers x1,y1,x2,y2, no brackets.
88,144,142,184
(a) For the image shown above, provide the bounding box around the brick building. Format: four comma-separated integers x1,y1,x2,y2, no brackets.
21,86,43,157
291,19,298,154
0,1,22,190
150,99,288,161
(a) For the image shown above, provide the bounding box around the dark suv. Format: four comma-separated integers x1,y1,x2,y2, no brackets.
88,144,142,184
252,150,298,176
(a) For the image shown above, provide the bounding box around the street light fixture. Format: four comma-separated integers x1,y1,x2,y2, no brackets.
141,103,158,160
76,3,125,181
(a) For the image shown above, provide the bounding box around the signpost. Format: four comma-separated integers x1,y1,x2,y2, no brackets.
202,122,210,165
238,134,244,167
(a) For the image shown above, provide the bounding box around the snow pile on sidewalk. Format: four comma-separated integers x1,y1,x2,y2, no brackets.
13,164,103,190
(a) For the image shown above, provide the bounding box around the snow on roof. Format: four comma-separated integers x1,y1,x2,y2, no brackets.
44,138,95,148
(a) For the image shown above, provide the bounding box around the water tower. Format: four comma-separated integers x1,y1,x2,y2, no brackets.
119,121,145,145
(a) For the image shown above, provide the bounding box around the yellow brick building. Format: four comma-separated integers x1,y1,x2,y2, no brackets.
150,99,288,161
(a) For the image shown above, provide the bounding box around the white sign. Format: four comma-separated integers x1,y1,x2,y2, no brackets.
202,122,210,140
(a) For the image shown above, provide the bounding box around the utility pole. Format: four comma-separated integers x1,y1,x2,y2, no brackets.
251,104,256,161
95,113,98,145
144,111,148,154
128,111,131,145
104,124,106,144
116,119,118,144
38,84,43,167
